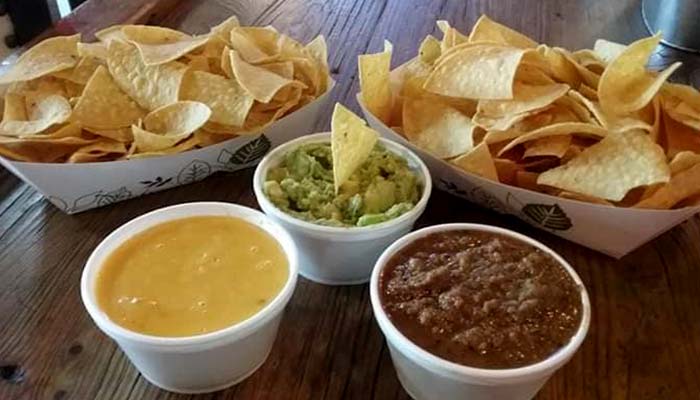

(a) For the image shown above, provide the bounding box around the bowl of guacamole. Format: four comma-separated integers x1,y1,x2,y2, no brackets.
263,141,421,227
253,132,431,285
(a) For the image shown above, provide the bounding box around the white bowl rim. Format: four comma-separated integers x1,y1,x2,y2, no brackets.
80,202,299,349
253,132,432,236
370,223,592,383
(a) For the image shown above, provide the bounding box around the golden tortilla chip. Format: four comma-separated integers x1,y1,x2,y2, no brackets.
229,26,279,64
2,93,27,122
468,15,537,48
419,35,441,65
130,35,209,65
403,97,475,158
107,41,186,110
635,162,700,209
437,20,469,52
95,25,127,43
0,95,72,137
210,16,240,41
593,39,626,64
77,42,109,60
260,61,295,79
143,101,211,136
131,125,189,153
538,130,669,201
497,122,607,156
180,70,254,126
476,83,569,118
121,25,189,44
358,41,393,123
331,103,378,193
0,35,80,84
451,141,498,180
230,50,304,103
523,135,571,158
71,66,145,130
599,35,681,115
558,191,613,205
424,45,526,100
67,139,127,163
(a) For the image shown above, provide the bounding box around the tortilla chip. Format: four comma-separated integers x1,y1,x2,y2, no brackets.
424,46,526,100
476,83,569,118
538,130,669,201
451,141,498,180
180,70,254,126
359,41,393,123
663,114,700,157
0,134,96,162
593,39,626,64
419,35,441,65
130,35,209,65
468,15,537,48
497,122,607,156
121,25,189,44
95,25,127,43
143,101,211,135
260,61,295,79
331,103,378,193
229,26,279,64
599,35,681,115
523,135,571,158
0,35,80,84
77,42,109,60
2,93,27,122
67,139,127,162
131,124,190,153
558,191,613,205
0,95,72,137
71,66,145,130
230,50,304,103
635,162,700,209
437,21,469,52
403,97,475,158
210,15,240,41
83,126,133,142
107,41,186,110
304,35,329,94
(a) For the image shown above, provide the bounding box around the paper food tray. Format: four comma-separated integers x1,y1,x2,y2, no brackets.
357,77,699,258
0,84,333,214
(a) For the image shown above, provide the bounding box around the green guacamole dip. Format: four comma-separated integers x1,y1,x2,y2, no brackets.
263,143,421,227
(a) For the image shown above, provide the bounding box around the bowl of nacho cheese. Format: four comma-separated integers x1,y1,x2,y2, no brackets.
80,202,298,393
253,104,432,285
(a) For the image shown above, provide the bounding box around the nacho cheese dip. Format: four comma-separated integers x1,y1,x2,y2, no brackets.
379,230,582,369
96,216,288,337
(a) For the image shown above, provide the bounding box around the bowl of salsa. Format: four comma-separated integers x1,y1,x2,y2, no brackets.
80,202,298,393
370,223,591,400
253,132,432,285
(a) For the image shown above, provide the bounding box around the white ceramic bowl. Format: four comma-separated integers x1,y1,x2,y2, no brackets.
253,132,432,285
80,202,299,394
370,223,591,400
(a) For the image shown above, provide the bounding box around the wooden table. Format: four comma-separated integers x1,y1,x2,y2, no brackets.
2,0,700,399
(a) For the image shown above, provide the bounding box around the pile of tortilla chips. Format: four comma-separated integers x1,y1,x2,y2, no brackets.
0,16,329,163
359,15,700,209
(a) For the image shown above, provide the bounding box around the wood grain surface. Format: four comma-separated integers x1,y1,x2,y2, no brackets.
1,0,700,399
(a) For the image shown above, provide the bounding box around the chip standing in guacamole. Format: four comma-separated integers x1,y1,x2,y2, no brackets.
263,143,421,227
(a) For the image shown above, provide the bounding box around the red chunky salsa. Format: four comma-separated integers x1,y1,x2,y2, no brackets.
379,230,582,369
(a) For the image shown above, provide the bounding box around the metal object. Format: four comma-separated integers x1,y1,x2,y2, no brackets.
642,0,700,52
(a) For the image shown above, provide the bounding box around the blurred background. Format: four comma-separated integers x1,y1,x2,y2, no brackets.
0,0,87,59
